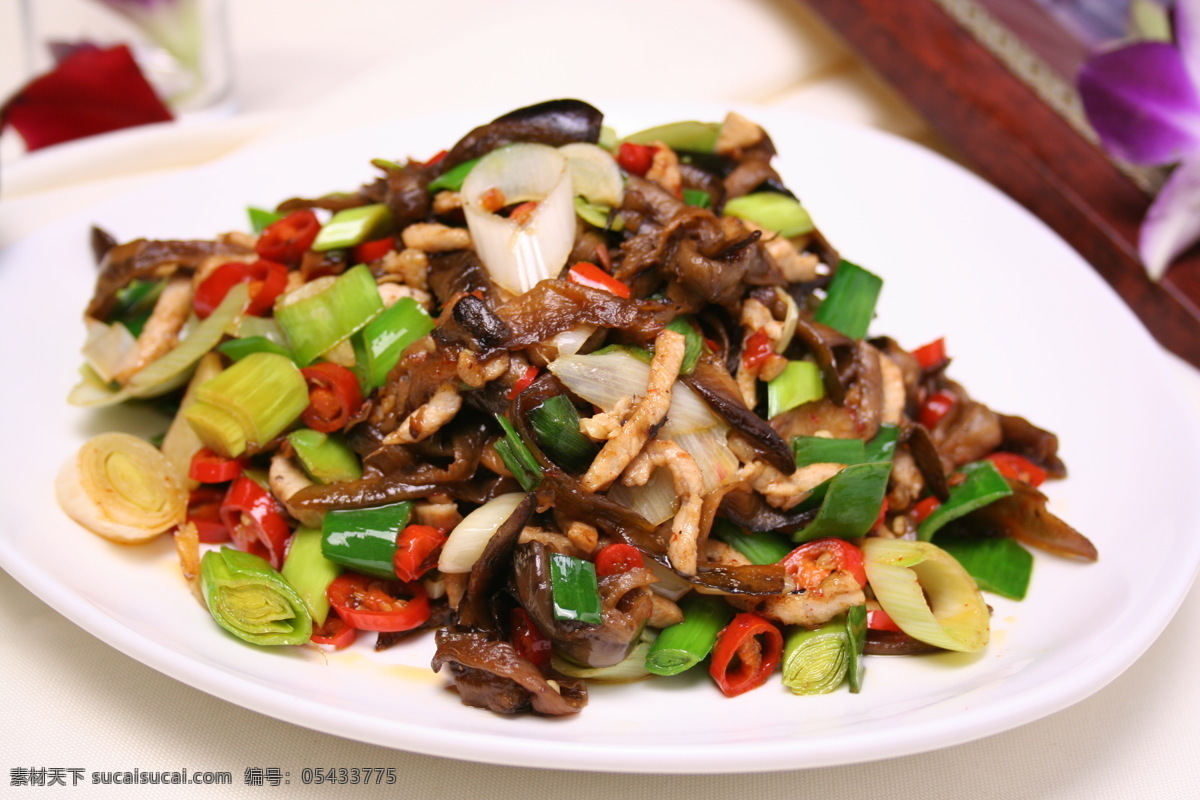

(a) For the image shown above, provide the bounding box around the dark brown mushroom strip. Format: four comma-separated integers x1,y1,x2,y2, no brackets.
844,342,884,442
90,226,117,265
427,250,497,307
790,316,856,405
683,358,795,474
383,164,434,228
904,423,950,501
512,541,653,668
440,98,603,171
719,488,818,534
276,190,373,213
947,479,1098,561
864,630,943,656
289,479,441,510
87,237,254,319
362,416,489,484
457,493,536,631
997,413,1068,478
431,628,588,715
723,155,781,199
929,385,1003,471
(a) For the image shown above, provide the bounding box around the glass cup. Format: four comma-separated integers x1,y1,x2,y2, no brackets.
19,0,234,116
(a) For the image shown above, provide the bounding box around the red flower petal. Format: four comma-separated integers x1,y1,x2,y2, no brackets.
0,44,173,151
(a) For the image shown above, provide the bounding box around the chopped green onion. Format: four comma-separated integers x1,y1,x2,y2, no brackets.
573,196,623,230
862,538,990,652
217,336,295,362
287,429,362,484
794,461,892,543
845,604,867,693
934,531,1033,600
782,617,850,695
281,526,343,626
355,296,434,390
682,189,711,208
494,414,543,491
428,158,478,192
312,203,392,251
321,501,413,580
664,317,704,375
528,395,596,473
185,352,309,457
645,593,734,676
723,192,814,238
200,547,312,646
549,552,602,624
792,436,867,467
622,120,721,152
918,460,1014,541
275,264,383,365
247,206,283,233
813,260,883,341
767,360,825,418
711,518,793,565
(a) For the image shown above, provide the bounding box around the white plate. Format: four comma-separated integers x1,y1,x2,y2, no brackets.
1,102,1198,774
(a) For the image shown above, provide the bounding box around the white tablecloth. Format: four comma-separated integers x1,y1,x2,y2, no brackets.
3,1,1199,797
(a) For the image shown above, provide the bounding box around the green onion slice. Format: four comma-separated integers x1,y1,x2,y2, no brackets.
645,593,734,676
782,618,850,695
793,461,891,542
275,264,383,366
201,547,313,646
767,360,825,418
549,552,602,624
813,260,883,341
918,460,1014,541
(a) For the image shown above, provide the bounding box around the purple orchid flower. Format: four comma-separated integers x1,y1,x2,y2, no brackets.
1078,0,1200,278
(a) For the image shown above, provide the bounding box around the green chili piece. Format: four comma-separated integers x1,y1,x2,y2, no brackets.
645,593,735,676
217,336,295,362
549,552,603,625
865,423,901,462
682,189,711,208
781,617,850,695
712,518,793,565
247,206,284,233
321,501,413,579
280,527,343,626
312,203,393,251
427,158,479,192
794,461,892,543
355,296,434,390
813,260,883,341
287,429,362,484
528,395,596,473
792,436,867,468
918,460,1014,541
934,531,1033,600
200,547,313,646
767,361,825,418
846,604,867,693
622,120,721,152
275,264,384,365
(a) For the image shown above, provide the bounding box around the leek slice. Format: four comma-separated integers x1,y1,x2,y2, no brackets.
723,193,814,238
355,296,434,390
56,432,188,544
767,361,825,418
793,461,891,543
813,260,883,341
275,264,383,366
281,526,342,626
201,547,312,646
462,143,577,295
645,592,733,676
312,203,392,251
287,429,362,484
863,538,990,653
918,460,1013,541
621,120,721,152
185,352,309,457
559,142,624,206
782,618,850,695
160,352,224,489
438,492,527,573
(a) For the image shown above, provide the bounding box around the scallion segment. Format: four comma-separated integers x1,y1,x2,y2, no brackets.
184,352,309,458
767,360,825,418
321,501,413,580
527,395,596,473
645,593,735,676
200,547,312,646
813,260,883,341
217,336,294,362
280,526,343,626
845,604,867,693
275,264,384,365
622,120,721,152
427,158,478,192
722,192,814,238
793,461,892,543
311,203,392,251
287,429,362,484
781,617,851,695
355,296,434,390
792,436,867,467
493,414,543,491
247,206,283,233
711,519,792,565
549,552,603,625
934,532,1034,600
918,460,1014,541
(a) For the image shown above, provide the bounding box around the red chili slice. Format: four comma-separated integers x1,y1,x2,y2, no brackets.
326,573,431,632
300,362,364,433
392,524,447,583
594,543,644,576
911,337,947,370
507,365,539,400
918,390,956,429
986,452,1048,487
709,612,783,697
867,608,903,632
310,611,358,649
911,496,941,525
353,236,395,264
188,448,246,484
782,538,868,594
187,486,230,544
616,142,655,177
192,259,288,319
741,329,773,369
568,262,631,298
255,209,320,265
220,476,291,569
510,607,552,668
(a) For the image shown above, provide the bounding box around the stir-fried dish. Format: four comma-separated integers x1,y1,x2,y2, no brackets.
58,100,1097,714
